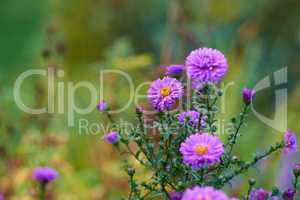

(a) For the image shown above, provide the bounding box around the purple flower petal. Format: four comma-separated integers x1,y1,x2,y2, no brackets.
169,191,182,200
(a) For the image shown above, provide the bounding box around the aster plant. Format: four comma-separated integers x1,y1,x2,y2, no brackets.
32,166,58,200
99,47,299,200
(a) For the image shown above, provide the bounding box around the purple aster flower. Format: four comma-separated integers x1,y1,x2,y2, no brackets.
103,131,119,144
182,186,229,200
169,191,182,200
147,77,184,111
185,47,228,83
0,193,4,200
32,166,58,183
242,88,256,105
96,100,107,111
249,188,270,200
283,188,296,200
284,129,298,154
293,163,300,177
177,111,204,127
180,133,224,168
165,64,185,76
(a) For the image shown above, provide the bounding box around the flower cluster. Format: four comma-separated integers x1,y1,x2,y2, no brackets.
177,111,203,127
99,47,299,200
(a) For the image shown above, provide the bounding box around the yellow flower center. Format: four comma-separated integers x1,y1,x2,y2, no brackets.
197,195,211,200
194,144,209,155
159,86,171,97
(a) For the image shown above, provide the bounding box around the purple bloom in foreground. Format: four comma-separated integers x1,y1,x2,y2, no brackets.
103,131,119,144
185,47,228,83
242,88,256,105
169,191,182,200
177,111,203,127
147,77,184,111
283,188,296,200
32,166,58,183
96,100,107,111
293,163,300,176
180,133,224,168
182,186,230,200
249,188,269,200
165,64,185,76
0,193,4,200
284,129,297,154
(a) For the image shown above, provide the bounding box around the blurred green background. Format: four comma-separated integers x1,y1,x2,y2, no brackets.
0,0,300,199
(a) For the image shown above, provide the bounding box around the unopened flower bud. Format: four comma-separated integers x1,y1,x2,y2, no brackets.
136,106,144,115
165,64,185,76
271,187,280,196
96,100,107,111
242,88,256,105
248,178,256,186
231,156,239,163
282,188,296,200
42,48,51,59
293,163,300,177
127,167,135,177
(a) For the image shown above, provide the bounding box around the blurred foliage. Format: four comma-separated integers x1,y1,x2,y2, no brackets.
0,0,300,199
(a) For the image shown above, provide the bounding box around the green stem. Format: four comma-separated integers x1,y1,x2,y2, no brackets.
294,175,299,189
205,94,216,134
226,104,249,155
197,113,203,131
246,184,254,200
106,112,115,123
128,171,140,200
125,144,147,166
221,142,284,186
39,182,47,200
160,183,169,199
